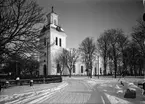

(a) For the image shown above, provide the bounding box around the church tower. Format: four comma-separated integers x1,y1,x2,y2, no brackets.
46,6,58,26
39,7,67,76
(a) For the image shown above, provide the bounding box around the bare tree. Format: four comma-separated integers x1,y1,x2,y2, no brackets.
79,37,96,78
2,53,39,77
123,41,142,76
0,0,45,63
97,33,109,75
54,48,67,76
106,29,124,78
65,48,79,77
117,33,129,75
132,18,145,75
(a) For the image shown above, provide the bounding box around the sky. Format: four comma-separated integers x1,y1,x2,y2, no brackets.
37,0,143,48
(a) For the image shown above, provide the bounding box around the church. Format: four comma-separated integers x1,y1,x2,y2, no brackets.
39,7,103,76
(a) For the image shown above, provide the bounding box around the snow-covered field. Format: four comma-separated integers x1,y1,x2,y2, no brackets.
0,82,68,104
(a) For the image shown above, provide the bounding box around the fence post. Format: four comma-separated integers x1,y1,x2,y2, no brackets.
30,80,33,86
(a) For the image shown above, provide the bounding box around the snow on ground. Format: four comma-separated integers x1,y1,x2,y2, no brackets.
115,84,122,90
128,83,139,89
105,93,132,104
86,80,97,86
0,82,68,104
95,78,145,104
116,89,124,94
86,78,134,104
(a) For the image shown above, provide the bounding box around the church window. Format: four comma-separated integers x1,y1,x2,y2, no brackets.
56,37,58,45
59,38,61,47
73,65,75,73
81,66,83,73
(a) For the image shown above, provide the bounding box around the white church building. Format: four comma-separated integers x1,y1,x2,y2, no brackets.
39,7,103,76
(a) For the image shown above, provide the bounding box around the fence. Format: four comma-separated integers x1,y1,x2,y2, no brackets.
0,76,62,89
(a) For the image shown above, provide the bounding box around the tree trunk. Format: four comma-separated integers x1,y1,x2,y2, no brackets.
114,57,117,78
133,64,136,77
60,65,64,76
139,60,143,76
118,65,122,76
113,46,117,78
122,56,126,72
130,66,133,76
69,69,72,78
60,71,62,76
143,60,145,78
86,63,89,76
103,56,107,76
90,61,92,78
139,64,142,76
90,69,92,78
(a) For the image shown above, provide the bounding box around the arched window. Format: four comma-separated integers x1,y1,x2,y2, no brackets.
95,67,97,76
56,37,58,45
59,38,61,47
81,66,83,73
73,65,75,73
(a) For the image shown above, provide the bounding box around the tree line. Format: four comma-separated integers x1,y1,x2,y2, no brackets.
97,18,145,78
55,18,145,78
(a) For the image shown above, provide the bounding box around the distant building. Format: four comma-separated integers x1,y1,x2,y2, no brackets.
39,7,103,76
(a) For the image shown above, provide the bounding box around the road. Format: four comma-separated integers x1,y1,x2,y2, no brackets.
2,77,141,104
0,77,111,104
40,78,110,104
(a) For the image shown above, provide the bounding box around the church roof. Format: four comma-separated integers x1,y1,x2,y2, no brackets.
51,25,64,32
39,24,65,38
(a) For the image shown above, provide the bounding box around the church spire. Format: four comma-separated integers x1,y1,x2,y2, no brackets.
46,6,58,25
51,6,54,13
